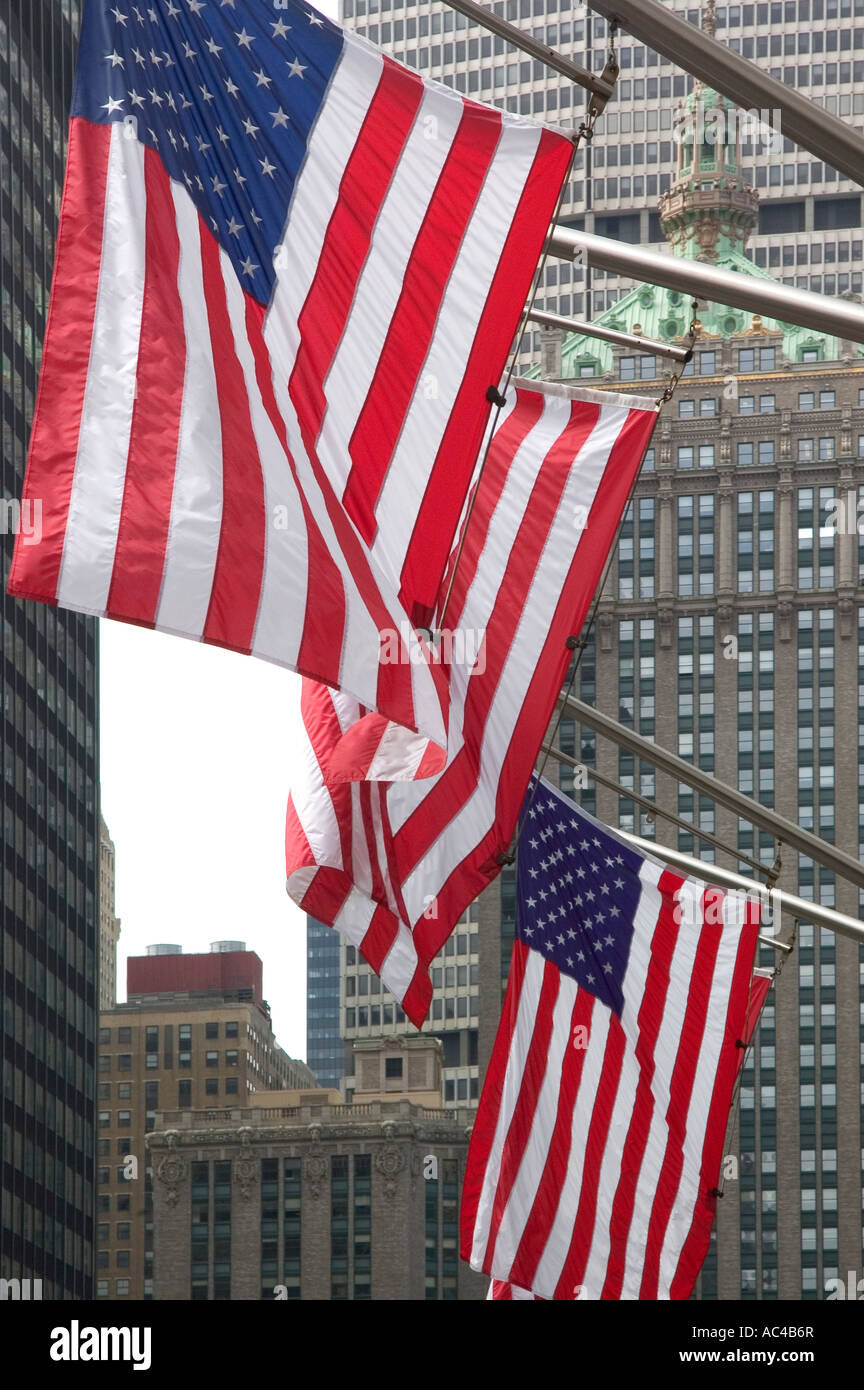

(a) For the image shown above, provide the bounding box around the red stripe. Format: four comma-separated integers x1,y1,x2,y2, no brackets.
460,939,530,1260
290,57,424,445
403,403,658,990
358,903,401,978
107,148,185,624
669,910,763,1299
300,682,354,875
198,229,266,652
508,990,596,1291
284,794,313,874
297,866,352,925
639,891,724,1299
243,301,347,686
399,128,574,628
358,782,388,909
342,103,503,544
600,869,683,1299
483,958,560,1271
8,119,111,604
441,388,545,630
402,399,602,971
552,1016,627,1299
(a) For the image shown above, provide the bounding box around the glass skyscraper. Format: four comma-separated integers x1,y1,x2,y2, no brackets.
306,917,345,1089
1,0,99,1299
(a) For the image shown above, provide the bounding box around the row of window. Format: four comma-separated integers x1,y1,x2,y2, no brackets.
679,389,843,416
672,437,855,467
752,240,862,267
98,1021,240,1044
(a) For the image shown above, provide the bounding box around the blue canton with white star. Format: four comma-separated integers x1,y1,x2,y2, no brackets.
516,779,643,1017
72,0,343,304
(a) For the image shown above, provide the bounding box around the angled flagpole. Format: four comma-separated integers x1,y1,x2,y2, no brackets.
559,694,864,895
527,309,693,364
546,227,864,345
587,0,864,189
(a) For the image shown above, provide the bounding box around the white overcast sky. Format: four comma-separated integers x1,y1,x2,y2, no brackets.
101,0,342,1065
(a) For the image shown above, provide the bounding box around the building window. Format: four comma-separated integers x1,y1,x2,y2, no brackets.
799,391,815,410
738,442,754,466
117,1110,131,1128
99,1028,111,1044
116,1280,130,1296
819,389,836,408
226,1021,239,1038
225,1050,238,1066
206,1051,219,1067
206,1078,219,1096
206,1022,219,1040
118,1054,131,1071
118,1027,132,1044
179,1080,192,1107
385,1057,403,1078
739,395,755,414
225,1077,239,1095
759,393,776,413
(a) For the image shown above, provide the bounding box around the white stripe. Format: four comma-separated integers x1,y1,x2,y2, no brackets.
619,876,703,1298
656,897,744,1292
530,1001,612,1297
489,970,578,1276
375,919,419,1004
369,123,542,588
288,690,347,874
578,862,663,1297
57,125,146,613
368,785,399,916
469,950,546,1269
350,782,375,897
156,180,224,637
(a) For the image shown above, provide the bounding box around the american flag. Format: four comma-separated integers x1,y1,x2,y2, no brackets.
7,0,572,749
461,780,770,1300
286,381,659,1024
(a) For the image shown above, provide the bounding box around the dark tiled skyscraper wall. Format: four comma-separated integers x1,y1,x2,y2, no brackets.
1,0,99,1299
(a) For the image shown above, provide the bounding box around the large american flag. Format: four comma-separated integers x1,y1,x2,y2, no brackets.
461,780,771,1300
8,0,572,750
286,381,659,1024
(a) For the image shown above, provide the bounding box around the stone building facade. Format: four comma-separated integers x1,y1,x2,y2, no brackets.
96,944,312,1300
149,1036,484,1301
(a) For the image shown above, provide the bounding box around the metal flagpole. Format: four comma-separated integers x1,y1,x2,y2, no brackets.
540,740,771,880
537,741,864,947
620,830,864,950
527,309,693,364
586,0,864,189
559,693,864,894
546,227,864,345
439,0,616,106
